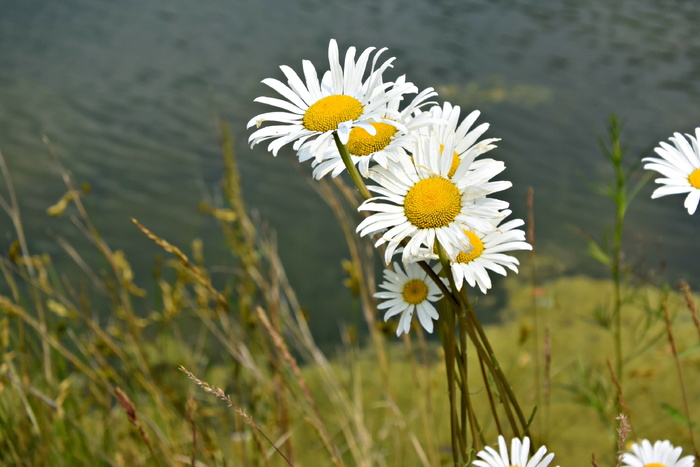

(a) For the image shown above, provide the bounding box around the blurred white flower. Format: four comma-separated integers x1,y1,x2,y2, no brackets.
643,128,700,214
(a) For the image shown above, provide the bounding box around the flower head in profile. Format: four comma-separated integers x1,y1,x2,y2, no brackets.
301,77,438,179
643,128,700,214
247,39,417,158
407,211,531,293
448,213,531,293
357,132,510,264
473,436,558,467
374,261,444,335
621,439,695,467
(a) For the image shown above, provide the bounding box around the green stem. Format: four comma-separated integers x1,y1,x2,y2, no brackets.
465,302,529,438
608,116,625,392
333,131,372,200
420,250,529,437
437,301,462,466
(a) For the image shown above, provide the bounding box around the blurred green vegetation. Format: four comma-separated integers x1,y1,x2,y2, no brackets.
0,121,698,466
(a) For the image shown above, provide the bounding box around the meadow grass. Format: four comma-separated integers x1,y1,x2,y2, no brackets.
0,120,698,466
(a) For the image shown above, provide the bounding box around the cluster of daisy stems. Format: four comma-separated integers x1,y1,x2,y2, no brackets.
248,39,698,466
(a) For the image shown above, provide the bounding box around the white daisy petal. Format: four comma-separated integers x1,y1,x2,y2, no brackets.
248,39,417,159
306,82,436,179
374,262,445,335
621,439,695,467
357,130,511,265
475,436,557,467
645,128,700,214
409,212,531,293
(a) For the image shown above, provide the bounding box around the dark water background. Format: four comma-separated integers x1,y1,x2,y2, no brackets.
1,0,699,343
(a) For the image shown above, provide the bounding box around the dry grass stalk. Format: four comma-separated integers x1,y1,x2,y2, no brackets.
606,360,633,438
178,366,294,467
660,297,700,459
679,281,700,341
131,218,229,309
254,307,344,467
187,394,197,466
314,177,390,390
543,326,551,441
115,387,161,466
615,413,630,467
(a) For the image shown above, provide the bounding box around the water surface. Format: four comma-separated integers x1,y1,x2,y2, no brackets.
1,0,699,342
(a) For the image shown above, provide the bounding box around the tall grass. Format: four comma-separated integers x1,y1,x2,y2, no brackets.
0,117,698,466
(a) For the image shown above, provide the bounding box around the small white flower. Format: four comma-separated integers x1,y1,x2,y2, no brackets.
374,261,444,336
643,128,700,214
247,39,417,157
473,436,557,467
621,439,695,467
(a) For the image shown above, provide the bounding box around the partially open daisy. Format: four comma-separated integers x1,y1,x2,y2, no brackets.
406,211,531,293
473,436,557,467
247,39,417,158
418,102,500,176
621,439,695,467
643,128,700,215
449,214,531,293
356,132,511,264
301,76,438,179
374,261,444,335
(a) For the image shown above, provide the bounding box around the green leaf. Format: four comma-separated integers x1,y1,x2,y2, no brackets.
660,403,700,431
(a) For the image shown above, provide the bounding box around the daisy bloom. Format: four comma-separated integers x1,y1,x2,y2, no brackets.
374,261,444,335
300,76,438,179
406,210,531,293
356,132,511,264
643,128,700,214
621,439,695,467
473,435,557,467
247,39,417,158
448,213,531,293
418,101,500,177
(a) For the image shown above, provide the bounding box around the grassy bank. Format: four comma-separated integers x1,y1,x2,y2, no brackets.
1,122,698,466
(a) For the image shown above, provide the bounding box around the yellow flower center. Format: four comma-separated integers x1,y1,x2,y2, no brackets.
688,168,700,189
346,122,397,156
439,144,461,178
404,177,462,229
455,231,485,263
643,464,667,467
402,279,429,305
302,95,364,133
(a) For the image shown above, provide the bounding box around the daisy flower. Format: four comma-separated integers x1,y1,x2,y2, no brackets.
643,128,700,214
449,213,531,292
473,435,557,467
356,132,511,264
300,76,438,179
374,261,444,335
247,39,417,158
621,439,695,467
418,102,500,177
406,211,531,293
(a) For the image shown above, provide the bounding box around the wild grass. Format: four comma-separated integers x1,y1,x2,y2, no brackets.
0,117,698,466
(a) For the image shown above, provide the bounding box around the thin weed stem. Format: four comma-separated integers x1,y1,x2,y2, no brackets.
660,296,700,459
179,367,294,467
115,388,162,467
679,281,700,342
527,186,541,434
